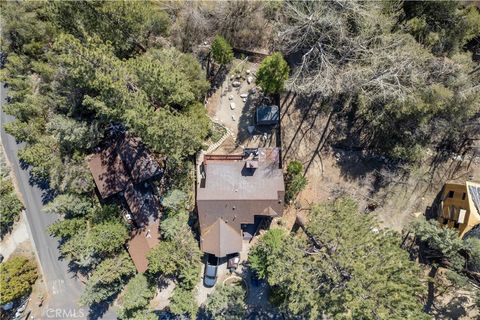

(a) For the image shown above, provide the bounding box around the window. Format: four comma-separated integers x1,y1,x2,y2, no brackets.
447,191,454,198
462,193,466,200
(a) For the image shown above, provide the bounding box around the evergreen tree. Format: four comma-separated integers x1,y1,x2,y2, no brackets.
119,273,155,320
80,252,135,306
211,35,234,66
0,256,38,304
250,198,427,319
203,284,247,320
256,52,289,94
169,286,198,319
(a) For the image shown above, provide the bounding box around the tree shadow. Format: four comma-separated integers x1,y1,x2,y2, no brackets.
236,93,278,149
430,295,470,319
87,300,114,320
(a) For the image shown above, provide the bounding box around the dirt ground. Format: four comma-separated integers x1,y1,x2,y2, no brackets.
280,92,480,232
206,59,278,155
202,58,480,319
280,92,480,319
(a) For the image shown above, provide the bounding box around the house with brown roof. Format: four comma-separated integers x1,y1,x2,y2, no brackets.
196,148,285,257
87,133,164,272
437,181,480,238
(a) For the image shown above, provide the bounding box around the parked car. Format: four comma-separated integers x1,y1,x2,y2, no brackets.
227,253,240,272
203,254,219,287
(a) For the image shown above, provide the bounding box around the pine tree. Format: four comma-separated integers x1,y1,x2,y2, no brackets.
256,52,289,94
250,198,427,319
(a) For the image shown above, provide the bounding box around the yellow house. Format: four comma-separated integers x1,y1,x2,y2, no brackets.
438,181,480,238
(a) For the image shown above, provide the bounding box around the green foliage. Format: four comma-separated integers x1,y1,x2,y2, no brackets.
119,274,155,320
49,1,170,58
48,218,86,239
43,194,93,217
256,52,289,94
131,48,209,109
285,161,307,203
250,198,427,319
17,136,59,180
211,35,234,65
0,178,23,236
249,229,286,279
0,1,54,57
46,115,104,152
411,219,466,271
147,226,201,289
403,2,480,56
48,158,94,194
161,189,188,212
286,160,302,176
160,210,189,241
169,286,198,319
60,220,129,267
0,256,38,304
203,284,247,320
465,238,480,273
80,252,136,306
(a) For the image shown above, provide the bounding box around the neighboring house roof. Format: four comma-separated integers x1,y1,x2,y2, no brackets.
124,182,160,227
256,105,279,125
438,181,480,238
197,148,285,257
118,137,162,184
88,146,130,199
126,220,160,273
87,133,164,272
87,134,163,199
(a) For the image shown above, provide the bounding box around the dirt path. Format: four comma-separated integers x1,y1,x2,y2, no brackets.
0,212,30,259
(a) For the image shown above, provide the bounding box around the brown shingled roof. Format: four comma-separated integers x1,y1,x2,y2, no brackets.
200,218,242,257
197,148,285,257
87,134,163,199
126,220,160,273
87,146,130,199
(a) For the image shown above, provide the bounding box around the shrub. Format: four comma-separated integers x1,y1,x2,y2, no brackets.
0,256,38,304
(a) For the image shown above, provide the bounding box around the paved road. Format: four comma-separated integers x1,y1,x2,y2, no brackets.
1,86,115,320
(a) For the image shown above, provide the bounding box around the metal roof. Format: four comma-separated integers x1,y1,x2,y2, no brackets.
256,105,279,125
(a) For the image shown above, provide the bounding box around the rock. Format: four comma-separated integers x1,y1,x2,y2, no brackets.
231,115,236,121
242,98,247,103
232,81,241,87
247,76,253,84
230,102,236,110
240,93,248,98
228,95,233,100
249,87,257,94
246,69,251,74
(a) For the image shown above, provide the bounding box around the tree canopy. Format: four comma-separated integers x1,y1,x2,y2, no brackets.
119,273,155,319
211,35,234,65
256,52,289,94
203,284,247,320
249,198,427,319
0,256,38,304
